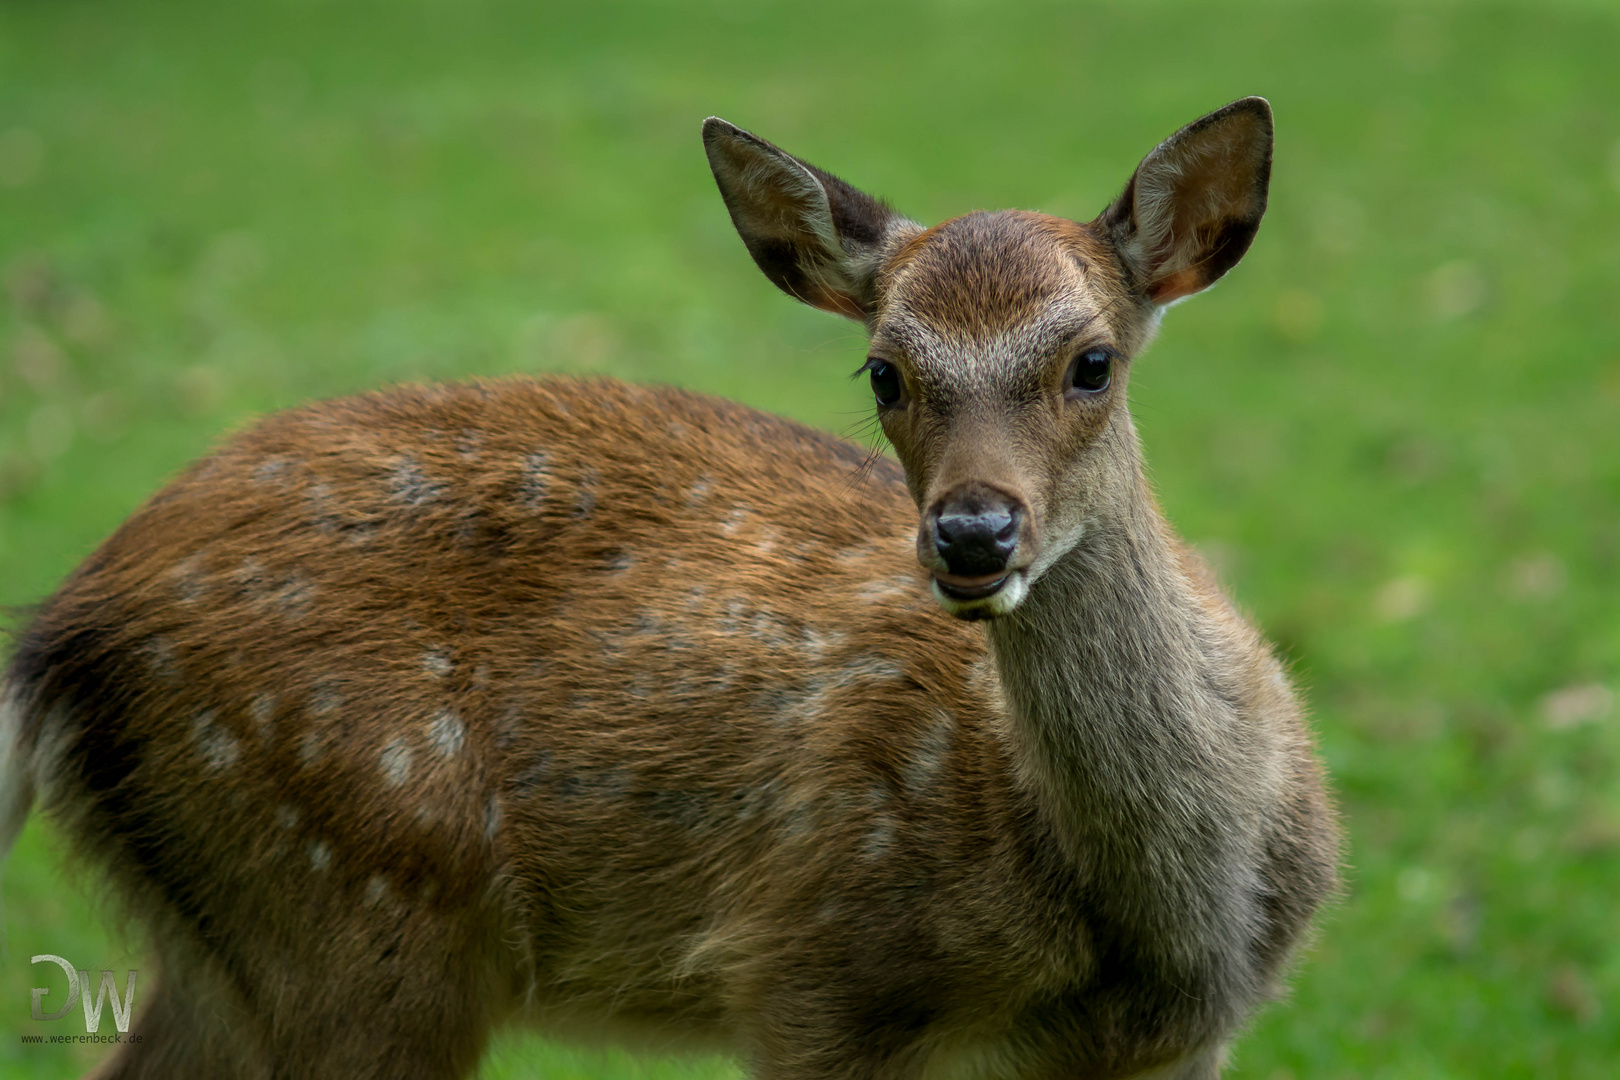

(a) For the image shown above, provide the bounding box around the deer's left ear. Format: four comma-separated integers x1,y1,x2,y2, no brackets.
1099,97,1273,306
704,118,918,321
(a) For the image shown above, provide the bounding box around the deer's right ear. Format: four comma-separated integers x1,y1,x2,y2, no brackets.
703,118,916,321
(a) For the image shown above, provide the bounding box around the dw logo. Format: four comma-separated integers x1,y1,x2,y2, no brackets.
29,955,139,1034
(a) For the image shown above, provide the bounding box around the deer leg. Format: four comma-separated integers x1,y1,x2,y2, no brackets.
1148,1043,1227,1080
85,904,506,1080
247,905,507,1080
739,980,929,1080
84,965,268,1080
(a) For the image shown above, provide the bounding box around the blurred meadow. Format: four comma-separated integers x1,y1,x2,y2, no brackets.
1,0,1618,1076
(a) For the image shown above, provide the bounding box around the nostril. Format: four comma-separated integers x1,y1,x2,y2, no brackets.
936,514,974,547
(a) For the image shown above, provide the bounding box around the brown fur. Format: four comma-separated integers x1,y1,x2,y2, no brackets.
1,99,1338,1080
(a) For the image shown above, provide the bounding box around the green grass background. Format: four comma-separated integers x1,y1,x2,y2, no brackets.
2,0,1617,1076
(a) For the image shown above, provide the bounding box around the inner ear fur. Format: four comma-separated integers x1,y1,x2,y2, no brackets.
703,118,917,320
1099,97,1273,306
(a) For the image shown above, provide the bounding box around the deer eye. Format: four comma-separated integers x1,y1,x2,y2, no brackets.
868,360,903,407
1065,348,1113,397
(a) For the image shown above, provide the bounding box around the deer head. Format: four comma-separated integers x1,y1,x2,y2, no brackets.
705,98,1273,619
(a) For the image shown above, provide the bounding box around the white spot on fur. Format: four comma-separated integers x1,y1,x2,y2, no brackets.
848,657,906,683
814,898,844,925
306,839,332,872
484,795,501,841
422,648,453,677
735,776,782,823
250,694,276,729
571,471,597,519
253,458,292,484
720,506,749,536
855,578,912,603
310,684,343,717
748,610,793,647
389,456,444,505
191,710,240,770
143,637,180,682
862,817,896,859
902,711,956,794
169,554,208,604
835,543,883,567
363,875,390,906
273,570,315,617
717,598,748,633
232,557,266,588
686,476,712,507
521,451,550,506
781,794,817,838
427,709,465,758
380,738,413,787
306,481,336,532
801,627,849,658
298,730,323,766
275,804,299,830
241,566,316,620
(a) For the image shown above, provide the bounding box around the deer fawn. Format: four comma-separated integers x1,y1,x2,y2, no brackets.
1,97,1338,1079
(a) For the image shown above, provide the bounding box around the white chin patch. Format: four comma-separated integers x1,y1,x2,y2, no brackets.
930,571,1030,621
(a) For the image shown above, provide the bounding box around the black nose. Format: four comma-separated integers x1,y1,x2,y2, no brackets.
933,497,1021,578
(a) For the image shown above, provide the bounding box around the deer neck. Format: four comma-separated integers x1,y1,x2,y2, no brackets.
985,433,1268,964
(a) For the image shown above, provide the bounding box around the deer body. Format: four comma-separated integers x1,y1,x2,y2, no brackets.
1,100,1338,1079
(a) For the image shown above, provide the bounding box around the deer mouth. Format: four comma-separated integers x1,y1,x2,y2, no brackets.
927,568,1032,621
931,570,1011,601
